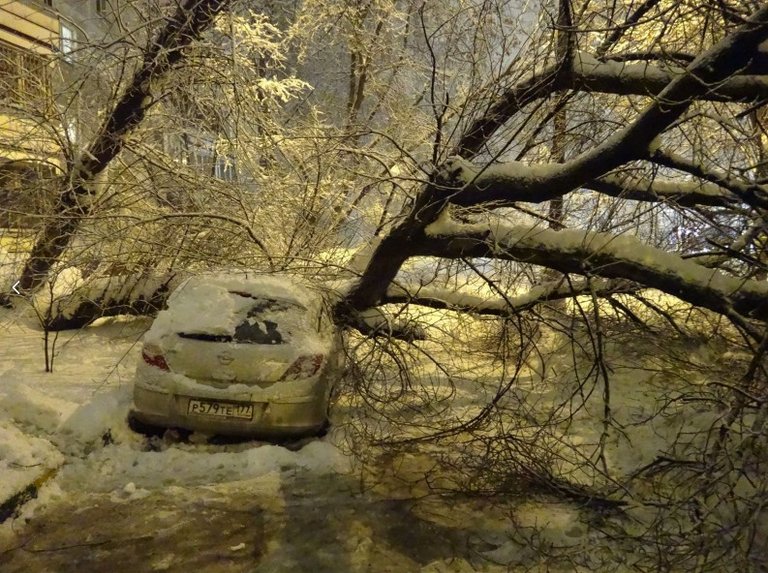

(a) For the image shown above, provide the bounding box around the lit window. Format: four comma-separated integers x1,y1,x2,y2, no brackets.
66,121,77,144
215,156,236,181
60,24,75,60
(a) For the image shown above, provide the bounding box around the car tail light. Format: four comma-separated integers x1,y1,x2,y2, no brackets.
280,354,324,381
142,344,170,371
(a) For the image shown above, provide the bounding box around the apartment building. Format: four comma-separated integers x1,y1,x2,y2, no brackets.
0,0,111,227
0,1,242,229
0,1,59,159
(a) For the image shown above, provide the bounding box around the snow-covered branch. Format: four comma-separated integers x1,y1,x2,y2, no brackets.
383,278,635,317
435,159,740,208
415,218,768,321
437,8,768,209
571,53,768,104
651,150,768,210
584,174,739,208
341,5,768,315
456,7,768,202
457,50,768,158
48,274,184,330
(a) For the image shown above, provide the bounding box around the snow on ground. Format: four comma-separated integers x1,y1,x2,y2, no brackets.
0,309,350,496
0,308,375,571
0,421,62,505
0,298,755,571
0,305,611,572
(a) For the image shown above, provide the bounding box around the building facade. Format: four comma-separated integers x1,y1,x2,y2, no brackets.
0,1,244,229
0,0,111,227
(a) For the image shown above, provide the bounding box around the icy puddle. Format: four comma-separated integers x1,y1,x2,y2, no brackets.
1,472,534,573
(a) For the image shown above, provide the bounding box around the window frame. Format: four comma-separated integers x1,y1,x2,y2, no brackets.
59,23,75,61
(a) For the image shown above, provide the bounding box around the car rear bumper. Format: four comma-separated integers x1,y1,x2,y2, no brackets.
132,385,329,438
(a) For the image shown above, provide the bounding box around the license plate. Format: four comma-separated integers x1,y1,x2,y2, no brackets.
187,399,254,420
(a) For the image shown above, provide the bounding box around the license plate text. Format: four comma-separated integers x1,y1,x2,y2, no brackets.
187,399,254,420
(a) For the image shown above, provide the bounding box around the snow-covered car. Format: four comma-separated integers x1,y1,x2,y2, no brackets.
129,274,344,438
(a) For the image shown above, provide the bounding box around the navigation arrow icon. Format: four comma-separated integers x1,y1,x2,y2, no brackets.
11,281,20,295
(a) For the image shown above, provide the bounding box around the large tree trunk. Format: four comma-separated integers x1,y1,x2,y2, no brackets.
2,0,232,304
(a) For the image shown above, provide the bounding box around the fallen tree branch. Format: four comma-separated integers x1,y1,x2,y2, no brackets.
434,159,742,208
414,217,768,321
46,273,183,330
651,149,768,210
382,278,636,317
342,5,768,314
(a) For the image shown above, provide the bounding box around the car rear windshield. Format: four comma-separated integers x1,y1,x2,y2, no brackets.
178,292,310,345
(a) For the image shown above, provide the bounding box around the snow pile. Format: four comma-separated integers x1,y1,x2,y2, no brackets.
0,373,78,434
0,420,63,503
149,279,240,337
0,375,133,456
56,386,133,454
57,438,349,493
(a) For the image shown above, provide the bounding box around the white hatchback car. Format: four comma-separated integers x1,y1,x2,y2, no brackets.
130,274,344,438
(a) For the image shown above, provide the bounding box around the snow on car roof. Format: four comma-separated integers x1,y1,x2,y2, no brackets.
146,274,326,344
172,273,318,305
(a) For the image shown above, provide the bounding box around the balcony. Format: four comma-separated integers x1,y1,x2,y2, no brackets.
0,1,59,54
0,42,51,106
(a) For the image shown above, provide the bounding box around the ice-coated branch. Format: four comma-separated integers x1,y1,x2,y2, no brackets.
414,218,768,321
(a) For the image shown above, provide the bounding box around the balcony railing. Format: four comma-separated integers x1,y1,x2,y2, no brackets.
0,41,51,106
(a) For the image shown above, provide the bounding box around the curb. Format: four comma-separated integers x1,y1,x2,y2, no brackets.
0,466,59,524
